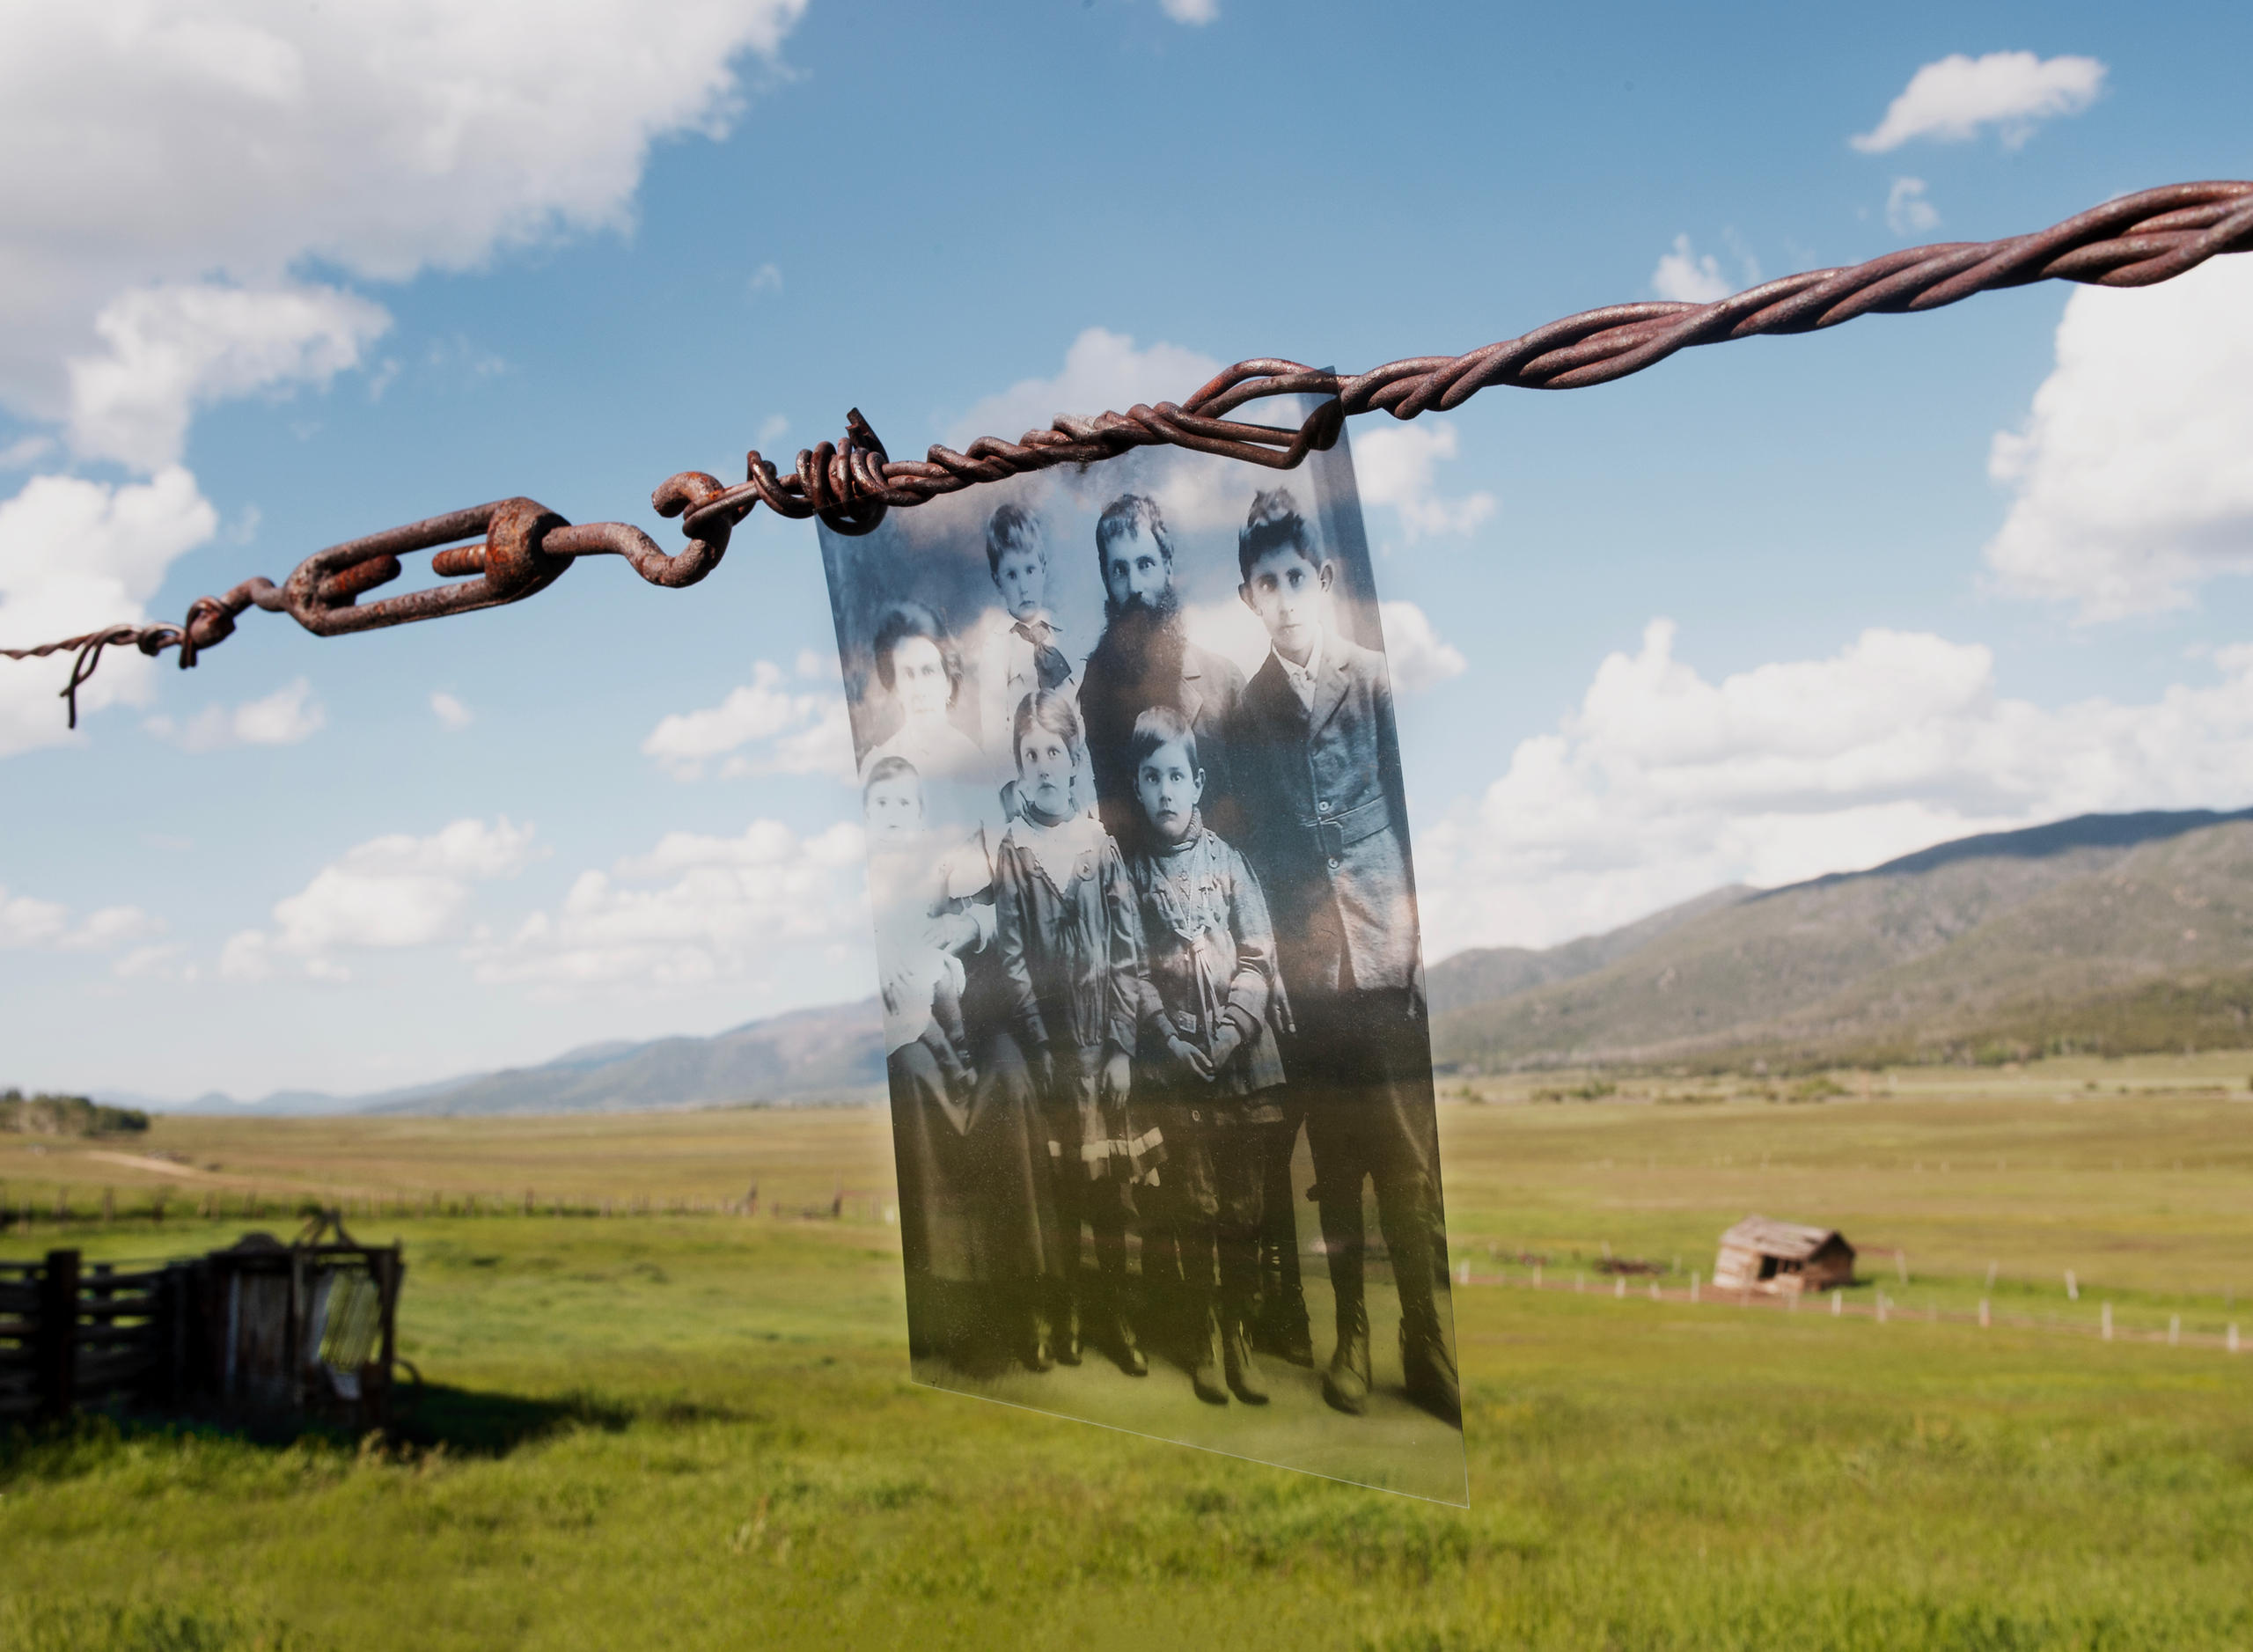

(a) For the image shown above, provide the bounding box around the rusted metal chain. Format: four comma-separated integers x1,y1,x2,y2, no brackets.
7,178,2250,729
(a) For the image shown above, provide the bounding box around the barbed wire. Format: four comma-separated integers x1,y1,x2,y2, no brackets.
7,179,2251,730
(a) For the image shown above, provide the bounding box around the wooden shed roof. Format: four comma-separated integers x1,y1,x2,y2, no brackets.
1718,1215,1849,1260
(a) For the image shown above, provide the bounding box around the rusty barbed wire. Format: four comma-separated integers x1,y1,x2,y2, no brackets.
7,179,2252,729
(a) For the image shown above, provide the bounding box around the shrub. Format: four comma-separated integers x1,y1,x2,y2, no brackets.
0,1089,150,1136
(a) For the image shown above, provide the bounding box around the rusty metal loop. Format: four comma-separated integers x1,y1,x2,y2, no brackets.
6,179,2249,721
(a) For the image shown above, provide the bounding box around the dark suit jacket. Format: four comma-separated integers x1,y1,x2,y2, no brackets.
1230,633,1423,1003
1077,630,1247,850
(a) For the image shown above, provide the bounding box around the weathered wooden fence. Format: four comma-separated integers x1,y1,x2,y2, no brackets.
1,1185,897,1229
0,1228,405,1430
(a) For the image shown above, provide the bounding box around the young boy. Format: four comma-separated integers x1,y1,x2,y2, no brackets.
1123,706,1289,1406
977,504,1077,761
1226,488,1459,1426
863,755,977,1120
993,689,1152,1375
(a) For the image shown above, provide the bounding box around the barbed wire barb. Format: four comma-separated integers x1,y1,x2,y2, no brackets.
6,179,2250,727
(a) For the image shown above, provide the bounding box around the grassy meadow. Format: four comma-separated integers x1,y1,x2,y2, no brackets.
3,1055,2250,1649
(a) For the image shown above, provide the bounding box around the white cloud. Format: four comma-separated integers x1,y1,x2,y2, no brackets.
746,262,783,297
1885,177,1941,237
1181,598,1274,682
226,817,539,980
1851,51,2105,153
719,698,855,782
1376,602,1468,694
643,657,853,782
469,819,866,988
430,691,473,731
948,327,1221,449
1160,0,1220,22
67,283,390,472
0,885,158,951
0,466,217,757
1176,597,1464,695
0,0,808,753
1352,419,1497,544
1650,234,1734,305
67,906,162,951
114,942,189,981
0,889,70,948
145,678,324,753
1416,618,2253,960
1984,256,2253,620
0,1,810,418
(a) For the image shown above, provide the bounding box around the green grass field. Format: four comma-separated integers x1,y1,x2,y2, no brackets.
4,1058,2250,1649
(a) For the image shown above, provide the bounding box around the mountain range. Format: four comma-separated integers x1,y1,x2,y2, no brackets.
115,805,2253,1115
1428,806,2253,1071
141,999,887,1118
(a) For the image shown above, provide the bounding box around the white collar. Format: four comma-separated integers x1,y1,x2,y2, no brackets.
1005,809,1107,887
1274,629,1325,701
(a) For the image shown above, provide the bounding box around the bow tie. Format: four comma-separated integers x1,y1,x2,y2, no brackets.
1014,620,1071,693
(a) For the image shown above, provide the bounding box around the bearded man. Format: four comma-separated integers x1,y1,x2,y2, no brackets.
1075,494,1250,1337
1075,494,1247,850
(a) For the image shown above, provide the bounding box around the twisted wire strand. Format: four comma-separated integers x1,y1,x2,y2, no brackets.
7,179,2250,730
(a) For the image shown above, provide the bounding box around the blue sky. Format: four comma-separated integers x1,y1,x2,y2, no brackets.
3,2,2250,1100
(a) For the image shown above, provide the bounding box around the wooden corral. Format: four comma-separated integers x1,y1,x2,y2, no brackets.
0,1212,405,1430
1713,1215,1855,1296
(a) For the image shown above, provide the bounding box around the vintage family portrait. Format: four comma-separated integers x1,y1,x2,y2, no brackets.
818,419,1466,1501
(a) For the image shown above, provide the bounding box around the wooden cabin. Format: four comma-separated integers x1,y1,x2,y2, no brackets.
1713,1215,1854,1296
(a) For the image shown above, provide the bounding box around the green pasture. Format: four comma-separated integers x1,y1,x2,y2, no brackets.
4,1063,2250,1648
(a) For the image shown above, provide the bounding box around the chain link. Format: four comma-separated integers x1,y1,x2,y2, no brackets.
7,180,2250,729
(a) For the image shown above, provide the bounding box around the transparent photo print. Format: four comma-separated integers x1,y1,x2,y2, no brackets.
818,407,1466,1502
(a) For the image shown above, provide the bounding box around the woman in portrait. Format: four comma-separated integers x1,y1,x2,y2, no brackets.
862,601,1067,1373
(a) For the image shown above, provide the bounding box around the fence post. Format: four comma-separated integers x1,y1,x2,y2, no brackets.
36,1248,79,1422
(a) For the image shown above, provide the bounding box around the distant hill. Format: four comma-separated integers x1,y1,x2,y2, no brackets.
124,806,2253,1117
361,998,884,1116
1426,885,1753,1016
148,999,885,1118
1430,807,2253,1072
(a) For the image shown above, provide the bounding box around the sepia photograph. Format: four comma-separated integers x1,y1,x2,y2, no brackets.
820,418,1467,1501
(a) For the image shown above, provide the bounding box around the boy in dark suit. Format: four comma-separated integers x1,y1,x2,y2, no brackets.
1227,488,1458,1425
